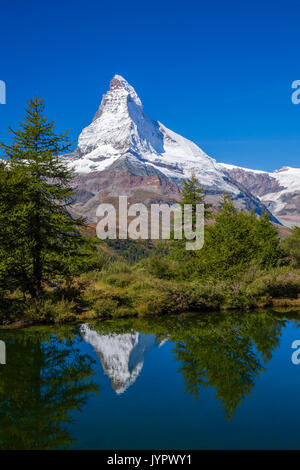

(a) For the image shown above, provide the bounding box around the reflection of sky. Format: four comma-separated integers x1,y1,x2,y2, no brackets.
69,319,300,449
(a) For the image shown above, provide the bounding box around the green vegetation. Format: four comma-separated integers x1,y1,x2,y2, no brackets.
1,309,297,449
0,326,98,449
105,239,156,263
171,193,284,280
0,97,99,300
282,226,300,267
79,309,300,420
0,97,300,326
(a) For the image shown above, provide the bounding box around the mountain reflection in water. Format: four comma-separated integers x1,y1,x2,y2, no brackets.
80,310,287,419
1,310,300,449
80,324,156,394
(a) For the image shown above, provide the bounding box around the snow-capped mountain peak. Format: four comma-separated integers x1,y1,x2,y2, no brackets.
66,75,282,224
67,75,240,194
107,74,142,106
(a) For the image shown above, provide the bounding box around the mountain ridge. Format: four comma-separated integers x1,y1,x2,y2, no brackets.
219,164,300,227
65,75,298,225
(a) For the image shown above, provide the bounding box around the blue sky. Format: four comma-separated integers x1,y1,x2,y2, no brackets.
0,0,300,171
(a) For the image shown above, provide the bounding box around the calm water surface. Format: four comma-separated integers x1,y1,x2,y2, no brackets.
1,310,300,449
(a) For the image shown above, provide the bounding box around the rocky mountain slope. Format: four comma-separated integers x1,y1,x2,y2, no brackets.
219,164,300,227
65,75,278,223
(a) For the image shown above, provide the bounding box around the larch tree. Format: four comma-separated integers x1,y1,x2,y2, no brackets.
0,96,89,298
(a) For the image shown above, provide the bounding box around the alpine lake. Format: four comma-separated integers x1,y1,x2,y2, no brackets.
1,309,300,450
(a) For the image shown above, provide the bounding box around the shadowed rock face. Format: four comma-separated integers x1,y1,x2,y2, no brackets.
267,191,300,227
221,167,285,198
63,75,280,224
69,164,277,224
80,324,156,394
220,164,300,227
69,166,182,223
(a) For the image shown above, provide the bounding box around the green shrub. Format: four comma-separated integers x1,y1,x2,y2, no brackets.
247,270,300,299
282,227,300,267
81,270,103,282
112,307,137,318
267,279,300,298
24,298,76,323
104,261,132,275
92,298,119,317
105,273,134,288
145,255,174,279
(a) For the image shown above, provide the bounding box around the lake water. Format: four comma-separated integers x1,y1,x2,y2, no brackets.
1,309,300,450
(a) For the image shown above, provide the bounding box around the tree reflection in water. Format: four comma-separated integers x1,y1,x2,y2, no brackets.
0,310,293,450
171,312,285,419
0,327,98,449
92,310,288,420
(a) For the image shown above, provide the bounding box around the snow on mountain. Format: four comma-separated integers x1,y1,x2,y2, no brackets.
80,324,156,394
220,163,267,176
219,164,300,227
65,75,281,223
67,75,239,194
269,166,300,194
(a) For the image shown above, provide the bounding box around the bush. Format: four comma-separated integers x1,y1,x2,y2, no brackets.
282,227,300,268
80,270,103,282
92,298,119,317
105,273,134,288
111,307,137,318
104,261,132,275
145,255,175,279
24,298,77,323
247,269,300,299
171,196,284,280
138,282,223,316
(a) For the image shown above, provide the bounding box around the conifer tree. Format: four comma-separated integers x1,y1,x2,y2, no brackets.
196,194,283,279
179,172,212,227
0,97,88,298
171,173,211,263
0,161,33,296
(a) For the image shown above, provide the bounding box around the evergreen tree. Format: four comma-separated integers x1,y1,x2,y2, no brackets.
0,97,89,298
196,194,283,279
282,226,300,267
171,173,212,264
0,160,34,296
179,172,212,226
170,192,284,280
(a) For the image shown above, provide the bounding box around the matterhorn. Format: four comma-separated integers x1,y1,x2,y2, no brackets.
65,75,299,225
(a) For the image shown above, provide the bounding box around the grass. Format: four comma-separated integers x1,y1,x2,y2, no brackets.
1,257,300,327
77,263,300,321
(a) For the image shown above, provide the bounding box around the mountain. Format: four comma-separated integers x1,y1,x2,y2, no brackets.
80,324,156,394
219,164,300,227
65,75,278,223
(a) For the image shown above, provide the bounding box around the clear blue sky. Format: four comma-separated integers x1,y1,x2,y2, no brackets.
0,0,300,171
